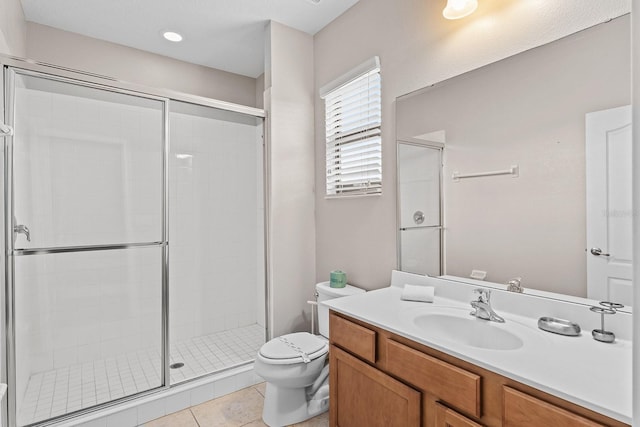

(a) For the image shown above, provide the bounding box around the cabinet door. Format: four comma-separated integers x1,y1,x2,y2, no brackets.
330,345,420,427
435,402,483,427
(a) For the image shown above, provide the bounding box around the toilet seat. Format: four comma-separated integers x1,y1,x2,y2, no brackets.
259,332,329,365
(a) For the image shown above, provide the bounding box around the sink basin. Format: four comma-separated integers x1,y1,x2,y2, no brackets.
413,312,524,350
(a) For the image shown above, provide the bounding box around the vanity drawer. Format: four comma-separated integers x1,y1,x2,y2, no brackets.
503,387,604,427
435,402,483,427
386,339,481,418
330,312,376,363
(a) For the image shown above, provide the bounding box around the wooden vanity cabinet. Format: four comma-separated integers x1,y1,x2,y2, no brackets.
329,311,629,427
330,346,420,427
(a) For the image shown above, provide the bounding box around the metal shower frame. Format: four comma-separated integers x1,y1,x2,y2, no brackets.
0,55,270,427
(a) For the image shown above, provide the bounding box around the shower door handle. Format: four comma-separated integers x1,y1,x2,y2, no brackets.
0,123,13,136
14,224,31,242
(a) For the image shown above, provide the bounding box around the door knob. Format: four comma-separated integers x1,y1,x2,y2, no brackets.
590,247,610,257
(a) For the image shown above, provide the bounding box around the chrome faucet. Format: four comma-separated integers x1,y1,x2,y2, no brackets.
470,289,505,323
506,277,524,293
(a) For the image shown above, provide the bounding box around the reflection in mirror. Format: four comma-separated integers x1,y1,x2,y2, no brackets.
397,142,443,276
396,15,632,306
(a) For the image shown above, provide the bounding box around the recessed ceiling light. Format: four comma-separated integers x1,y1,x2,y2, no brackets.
163,31,183,42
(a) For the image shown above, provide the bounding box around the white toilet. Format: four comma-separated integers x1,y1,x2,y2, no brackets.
254,282,364,426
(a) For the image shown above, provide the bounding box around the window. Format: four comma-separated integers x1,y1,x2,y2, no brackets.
321,57,381,197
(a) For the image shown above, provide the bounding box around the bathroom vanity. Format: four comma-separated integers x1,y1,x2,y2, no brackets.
323,273,632,427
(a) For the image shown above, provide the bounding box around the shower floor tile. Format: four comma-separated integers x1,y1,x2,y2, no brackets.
18,324,265,426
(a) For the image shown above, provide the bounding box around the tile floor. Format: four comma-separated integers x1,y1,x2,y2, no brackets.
19,324,265,426
144,383,329,427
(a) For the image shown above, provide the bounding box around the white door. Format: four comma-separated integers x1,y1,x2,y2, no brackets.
585,105,632,305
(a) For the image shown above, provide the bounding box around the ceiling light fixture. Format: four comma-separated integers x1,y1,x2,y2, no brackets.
163,31,183,42
443,0,478,20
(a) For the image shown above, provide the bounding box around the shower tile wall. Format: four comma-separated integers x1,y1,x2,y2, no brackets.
12,83,164,416
169,106,265,380
13,85,163,248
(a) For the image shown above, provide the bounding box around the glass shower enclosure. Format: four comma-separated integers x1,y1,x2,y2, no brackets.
2,62,266,426
397,142,443,276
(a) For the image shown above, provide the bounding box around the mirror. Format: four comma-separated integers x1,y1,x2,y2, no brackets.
396,15,632,307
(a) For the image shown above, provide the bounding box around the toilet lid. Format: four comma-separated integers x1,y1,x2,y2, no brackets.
259,332,327,361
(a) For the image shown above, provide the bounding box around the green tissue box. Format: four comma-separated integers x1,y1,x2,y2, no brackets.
330,270,347,288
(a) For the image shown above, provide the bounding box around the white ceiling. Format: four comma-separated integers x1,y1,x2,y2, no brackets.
20,0,359,78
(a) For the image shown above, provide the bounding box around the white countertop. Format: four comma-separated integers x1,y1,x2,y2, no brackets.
323,285,632,424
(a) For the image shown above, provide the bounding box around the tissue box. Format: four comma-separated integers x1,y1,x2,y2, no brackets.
330,270,347,288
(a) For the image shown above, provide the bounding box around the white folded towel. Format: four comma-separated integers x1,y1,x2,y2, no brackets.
401,284,435,303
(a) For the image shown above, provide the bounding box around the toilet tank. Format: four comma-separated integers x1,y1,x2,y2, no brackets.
315,282,365,338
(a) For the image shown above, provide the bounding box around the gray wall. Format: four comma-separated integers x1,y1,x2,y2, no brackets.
0,0,26,56
256,73,265,109
264,21,316,338
26,22,258,107
396,16,630,297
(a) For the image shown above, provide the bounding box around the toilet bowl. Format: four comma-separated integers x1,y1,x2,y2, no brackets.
255,282,364,427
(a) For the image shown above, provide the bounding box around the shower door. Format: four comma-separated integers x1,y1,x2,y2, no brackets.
4,69,167,426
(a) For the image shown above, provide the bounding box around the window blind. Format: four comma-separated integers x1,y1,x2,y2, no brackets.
322,58,381,197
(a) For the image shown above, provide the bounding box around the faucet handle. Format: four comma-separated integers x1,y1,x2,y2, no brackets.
507,277,524,293
473,288,491,302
